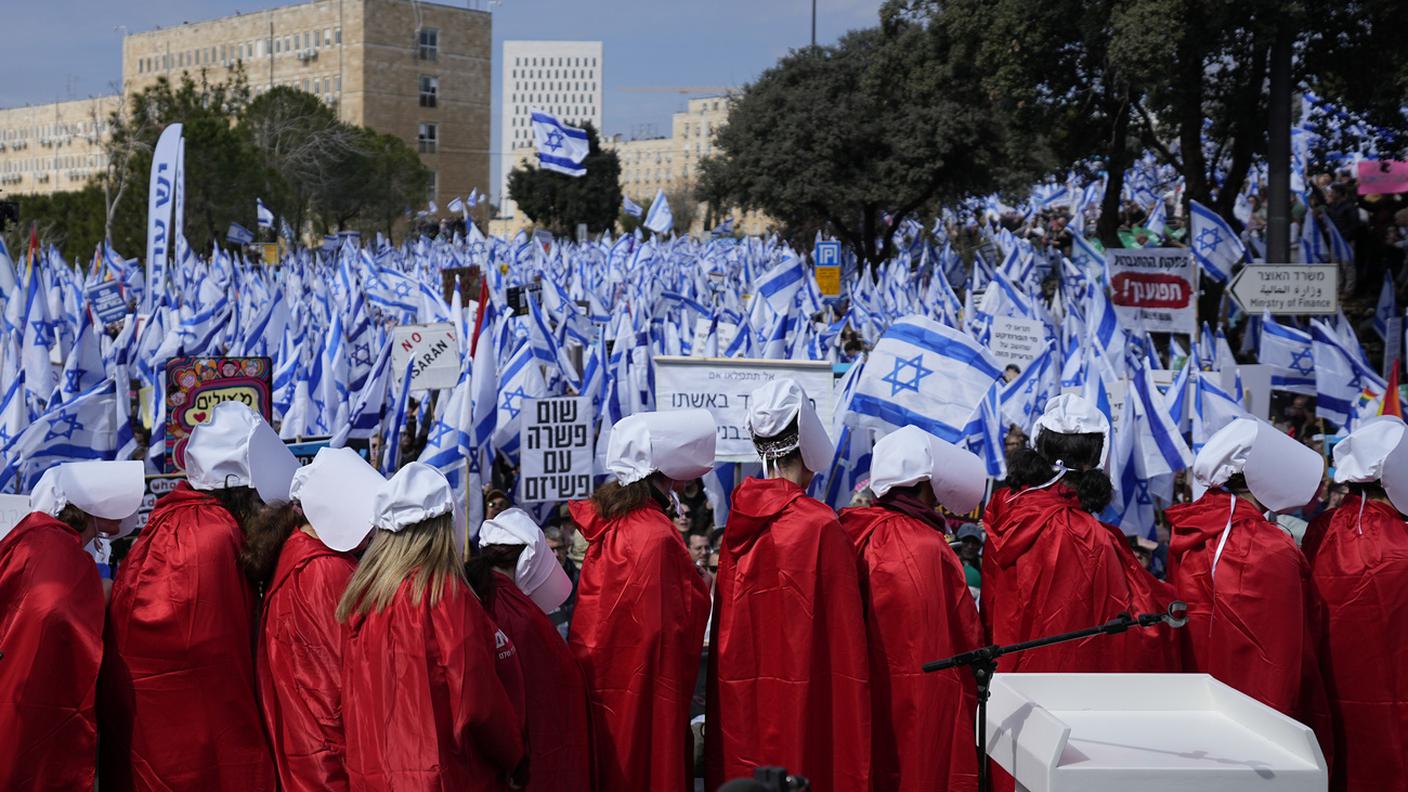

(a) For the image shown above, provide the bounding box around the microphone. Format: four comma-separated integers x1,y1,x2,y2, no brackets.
1164,600,1188,629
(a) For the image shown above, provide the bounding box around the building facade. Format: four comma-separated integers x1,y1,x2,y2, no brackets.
0,96,118,197
498,40,603,218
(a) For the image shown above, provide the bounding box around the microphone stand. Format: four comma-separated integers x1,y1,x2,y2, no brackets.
922,603,1187,792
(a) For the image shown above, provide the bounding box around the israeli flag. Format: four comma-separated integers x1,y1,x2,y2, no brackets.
622,195,643,218
531,110,589,177
1188,199,1246,283
1311,318,1385,426
448,196,465,215
644,188,673,234
0,379,119,492
226,223,255,246
849,314,1002,442
256,198,274,229
1374,271,1396,340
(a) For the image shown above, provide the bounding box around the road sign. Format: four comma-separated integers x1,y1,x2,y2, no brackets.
815,240,841,267
1227,264,1338,315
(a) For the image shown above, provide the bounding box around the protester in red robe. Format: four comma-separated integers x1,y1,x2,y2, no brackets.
1166,417,1333,760
0,461,142,791
569,409,715,792
471,507,590,792
338,462,526,791
1305,416,1408,790
983,394,1180,674
707,378,871,792
101,403,299,791
251,447,385,792
839,426,987,792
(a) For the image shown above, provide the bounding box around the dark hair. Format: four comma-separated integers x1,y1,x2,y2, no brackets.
465,543,527,606
239,500,303,586
1222,473,1251,495
753,415,804,470
56,503,89,536
210,485,265,535
1006,431,1112,514
1347,481,1388,500
591,473,673,520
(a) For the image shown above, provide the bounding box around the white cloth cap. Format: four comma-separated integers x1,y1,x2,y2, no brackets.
371,462,455,532
288,447,386,552
29,460,145,538
185,402,300,502
1193,417,1324,513
869,426,987,514
1333,415,1408,513
747,378,834,475
478,507,574,613
606,409,717,485
1030,393,1111,468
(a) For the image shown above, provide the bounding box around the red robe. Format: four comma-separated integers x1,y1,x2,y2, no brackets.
486,570,592,792
706,477,871,792
99,483,275,792
0,513,104,791
840,505,984,792
567,498,709,792
1166,490,1333,760
981,485,1180,673
342,576,526,791
1306,497,1408,791
257,528,357,792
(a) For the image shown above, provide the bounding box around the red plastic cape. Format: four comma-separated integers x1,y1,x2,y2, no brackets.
486,571,591,792
257,529,356,791
0,512,104,791
342,575,525,791
1166,490,1333,760
99,483,275,791
567,498,709,792
981,485,1180,673
840,504,983,792
705,478,871,792
1306,496,1408,790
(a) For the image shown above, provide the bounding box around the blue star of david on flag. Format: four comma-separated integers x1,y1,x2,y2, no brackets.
427,419,455,450
545,128,565,152
64,367,85,394
881,353,934,397
1196,227,1221,253
350,342,373,367
501,386,528,420
43,412,81,443
1289,347,1314,375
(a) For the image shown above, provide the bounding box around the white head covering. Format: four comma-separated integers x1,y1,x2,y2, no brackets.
606,409,717,485
371,462,455,533
1030,393,1111,468
1192,417,1324,512
1333,415,1408,514
185,402,299,502
869,426,987,514
288,447,386,552
479,507,574,613
747,378,834,476
29,460,145,538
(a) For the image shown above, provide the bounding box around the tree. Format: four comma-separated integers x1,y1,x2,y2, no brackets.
700,24,1032,266
507,124,622,236
8,184,108,266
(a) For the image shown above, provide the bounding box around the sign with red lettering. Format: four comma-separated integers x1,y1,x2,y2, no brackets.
165,357,274,471
390,322,460,391
1106,248,1198,335
1356,160,1408,195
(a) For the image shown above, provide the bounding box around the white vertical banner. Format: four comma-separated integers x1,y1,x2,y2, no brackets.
172,136,187,271
145,123,182,309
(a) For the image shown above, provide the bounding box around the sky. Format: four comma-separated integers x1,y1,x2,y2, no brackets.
1,0,884,184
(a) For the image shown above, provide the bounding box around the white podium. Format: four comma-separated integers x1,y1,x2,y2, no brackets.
985,673,1327,792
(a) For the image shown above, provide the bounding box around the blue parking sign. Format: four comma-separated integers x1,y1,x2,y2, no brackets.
815,240,841,267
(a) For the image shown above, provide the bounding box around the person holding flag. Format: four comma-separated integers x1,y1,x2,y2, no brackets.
838,426,987,792
0,461,143,791
706,378,871,792
568,409,715,792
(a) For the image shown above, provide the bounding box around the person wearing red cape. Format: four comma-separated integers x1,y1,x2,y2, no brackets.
471,507,590,792
569,408,715,791
338,462,527,791
1303,416,1408,790
101,402,299,791
1165,417,1333,763
706,378,871,792
0,460,143,790
839,426,987,792
249,447,386,791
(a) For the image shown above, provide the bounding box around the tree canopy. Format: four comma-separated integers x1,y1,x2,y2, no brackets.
507,124,622,236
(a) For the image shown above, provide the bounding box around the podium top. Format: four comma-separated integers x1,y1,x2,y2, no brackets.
986,674,1326,792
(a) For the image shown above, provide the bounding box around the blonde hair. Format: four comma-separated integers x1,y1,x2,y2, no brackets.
336,513,464,622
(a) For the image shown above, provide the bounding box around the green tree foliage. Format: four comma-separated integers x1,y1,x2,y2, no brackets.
700,23,1032,265
507,124,622,236
8,184,108,266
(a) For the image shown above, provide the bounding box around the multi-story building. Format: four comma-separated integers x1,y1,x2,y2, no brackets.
498,40,603,219
0,96,118,197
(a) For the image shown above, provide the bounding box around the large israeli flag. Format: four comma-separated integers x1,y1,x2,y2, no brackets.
1188,199,1246,283
1259,311,1315,395
531,110,589,177
644,188,673,234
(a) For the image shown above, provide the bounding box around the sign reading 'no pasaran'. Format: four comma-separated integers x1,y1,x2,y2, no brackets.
391,323,459,390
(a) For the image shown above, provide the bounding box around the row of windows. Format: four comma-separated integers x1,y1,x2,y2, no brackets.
268,75,342,95
135,27,342,74
512,81,596,94
510,68,596,81
511,55,597,68
509,104,596,125
0,153,109,173
0,119,107,143
511,94,596,108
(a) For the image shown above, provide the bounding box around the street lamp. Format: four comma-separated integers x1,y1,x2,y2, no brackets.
811,0,816,47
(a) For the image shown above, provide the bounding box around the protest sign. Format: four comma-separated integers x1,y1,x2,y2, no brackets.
284,436,371,466
1107,248,1198,334
1357,160,1408,195
165,357,273,471
390,323,459,391
654,356,835,463
261,242,279,265
518,396,594,503
815,265,841,297
133,474,185,533
87,281,128,324
0,494,31,539
989,316,1047,371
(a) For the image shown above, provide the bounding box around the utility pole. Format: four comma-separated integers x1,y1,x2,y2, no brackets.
1265,21,1293,263
811,0,816,47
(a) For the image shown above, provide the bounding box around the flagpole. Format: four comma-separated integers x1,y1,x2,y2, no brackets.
810,0,816,47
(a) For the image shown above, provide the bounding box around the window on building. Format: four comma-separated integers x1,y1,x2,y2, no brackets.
335,27,342,44
418,27,438,60
335,76,341,92
304,31,312,50
427,170,437,201
418,122,438,153
419,75,438,107
324,28,332,46
275,38,281,54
